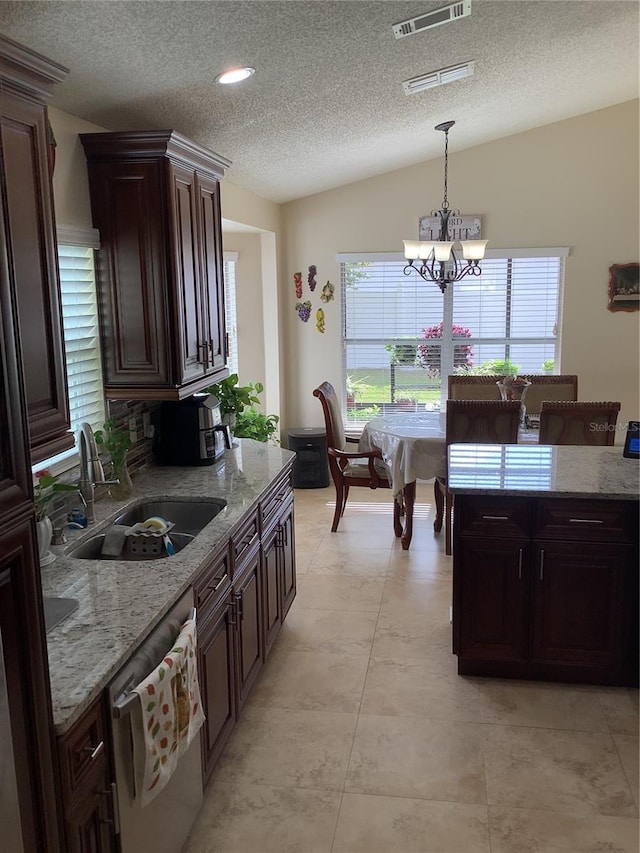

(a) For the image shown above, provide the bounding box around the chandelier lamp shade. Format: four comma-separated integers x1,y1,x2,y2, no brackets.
403,121,487,293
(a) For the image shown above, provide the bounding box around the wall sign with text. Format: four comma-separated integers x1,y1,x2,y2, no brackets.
418,214,482,241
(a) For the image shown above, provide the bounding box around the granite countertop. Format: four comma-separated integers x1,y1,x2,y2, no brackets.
41,440,295,735
447,444,640,499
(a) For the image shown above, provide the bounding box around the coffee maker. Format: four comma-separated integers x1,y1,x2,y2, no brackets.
153,394,231,466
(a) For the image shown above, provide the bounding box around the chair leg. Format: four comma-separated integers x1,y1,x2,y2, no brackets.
393,496,403,538
331,482,344,532
445,490,453,556
342,484,350,516
433,479,444,532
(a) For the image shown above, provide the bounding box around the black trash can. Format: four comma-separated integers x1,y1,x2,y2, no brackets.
288,428,330,488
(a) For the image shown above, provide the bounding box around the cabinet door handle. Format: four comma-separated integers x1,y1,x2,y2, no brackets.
228,597,237,626
101,783,120,835
197,342,210,366
207,574,228,593
518,548,523,580
539,549,545,581
83,741,104,761
569,518,603,524
235,590,244,621
482,515,509,521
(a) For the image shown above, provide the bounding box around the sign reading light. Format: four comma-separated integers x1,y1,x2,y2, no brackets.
216,67,255,85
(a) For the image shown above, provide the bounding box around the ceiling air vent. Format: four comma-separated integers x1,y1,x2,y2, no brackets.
403,61,474,95
392,1,472,39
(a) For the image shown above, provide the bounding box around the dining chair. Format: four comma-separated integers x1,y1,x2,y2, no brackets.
447,375,502,401
313,381,400,533
435,399,522,556
538,401,621,446
519,375,578,415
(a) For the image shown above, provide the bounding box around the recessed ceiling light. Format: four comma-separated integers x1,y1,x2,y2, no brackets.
215,67,255,85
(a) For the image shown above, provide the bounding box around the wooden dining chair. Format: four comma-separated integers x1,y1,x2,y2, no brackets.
313,381,400,533
538,401,621,446
435,400,521,555
447,375,501,401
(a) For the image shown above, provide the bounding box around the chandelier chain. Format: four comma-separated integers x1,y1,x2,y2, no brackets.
442,128,449,212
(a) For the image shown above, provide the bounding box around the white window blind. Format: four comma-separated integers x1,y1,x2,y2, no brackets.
58,244,106,435
223,252,239,375
340,250,566,425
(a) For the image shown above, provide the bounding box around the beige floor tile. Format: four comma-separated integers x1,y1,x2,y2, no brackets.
360,658,485,722
307,545,390,577
295,573,385,612
247,647,369,712
183,781,341,853
323,525,399,549
215,706,357,791
488,805,640,853
386,546,452,580
275,608,378,656
345,713,487,804
614,734,639,807
332,792,490,853
379,576,452,615
371,609,457,672
483,724,637,816
477,680,608,731
599,688,640,736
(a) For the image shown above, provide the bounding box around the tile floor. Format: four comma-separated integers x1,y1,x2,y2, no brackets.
184,484,639,853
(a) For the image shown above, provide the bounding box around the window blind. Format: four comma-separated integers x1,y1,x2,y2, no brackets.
340,250,565,425
223,252,239,375
58,244,105,435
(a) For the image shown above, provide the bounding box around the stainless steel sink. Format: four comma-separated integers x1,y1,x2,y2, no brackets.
70,531,195,560
114,498,226,536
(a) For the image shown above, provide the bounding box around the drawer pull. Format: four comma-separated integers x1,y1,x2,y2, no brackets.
482,515,509,521
83,741,104,761
518,549,523,580
539,550,545,581
207,574,228,593
569,518,603,524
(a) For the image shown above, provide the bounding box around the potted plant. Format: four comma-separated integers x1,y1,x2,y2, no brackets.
95,418,133,500
234,408,280,443
205,375,261,429
33,469,77,564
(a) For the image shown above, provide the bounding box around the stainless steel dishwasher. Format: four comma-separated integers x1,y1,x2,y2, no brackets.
107,588,203,853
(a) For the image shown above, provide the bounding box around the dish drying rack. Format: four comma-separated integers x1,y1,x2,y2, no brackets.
124,521,174,558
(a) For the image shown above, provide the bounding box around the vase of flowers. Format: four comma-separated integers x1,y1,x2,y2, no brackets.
33,470,77,565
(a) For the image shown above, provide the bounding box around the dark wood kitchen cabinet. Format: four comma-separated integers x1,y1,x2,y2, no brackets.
0,36,73,461
57,696,116,853
80,130,231,400
261,486,296,656
232,541,264,712
453,494,639,685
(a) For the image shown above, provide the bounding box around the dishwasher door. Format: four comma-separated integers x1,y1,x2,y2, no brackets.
107,588,203,853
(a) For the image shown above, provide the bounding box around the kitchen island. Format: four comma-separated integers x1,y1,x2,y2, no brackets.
41,439,296,734
448,444,639,686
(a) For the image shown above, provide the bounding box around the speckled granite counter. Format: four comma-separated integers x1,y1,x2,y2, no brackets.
447,444,639,499
41,440,295,734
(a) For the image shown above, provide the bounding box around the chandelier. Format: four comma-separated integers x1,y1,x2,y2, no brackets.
403,121,487,293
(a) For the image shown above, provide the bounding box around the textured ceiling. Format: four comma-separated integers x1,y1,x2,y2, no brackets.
0,1,638,203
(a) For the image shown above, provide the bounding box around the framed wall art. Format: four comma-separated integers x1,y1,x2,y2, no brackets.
607,262,639,312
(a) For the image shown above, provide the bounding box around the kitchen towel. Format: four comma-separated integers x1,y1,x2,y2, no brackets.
130,613,205,807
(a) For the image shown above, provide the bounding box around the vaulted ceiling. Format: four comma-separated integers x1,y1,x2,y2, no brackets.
0,1,637,203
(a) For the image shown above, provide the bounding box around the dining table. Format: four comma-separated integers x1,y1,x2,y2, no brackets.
359,410,538,550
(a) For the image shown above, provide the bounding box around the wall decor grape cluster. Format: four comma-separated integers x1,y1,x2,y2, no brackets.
294,264,333,334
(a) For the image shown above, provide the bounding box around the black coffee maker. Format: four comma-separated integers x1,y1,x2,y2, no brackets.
154,394,231,466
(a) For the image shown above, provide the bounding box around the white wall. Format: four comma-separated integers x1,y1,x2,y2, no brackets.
281,100,640,435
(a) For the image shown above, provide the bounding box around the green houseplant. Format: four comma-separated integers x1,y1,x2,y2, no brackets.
234,408,280,443
95,418,133,499
205,374,262,422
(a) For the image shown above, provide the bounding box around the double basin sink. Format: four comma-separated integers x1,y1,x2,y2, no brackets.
68,498,227,561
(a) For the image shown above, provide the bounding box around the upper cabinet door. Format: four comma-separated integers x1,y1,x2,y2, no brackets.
196,173,227,373
0,43,72,463
81,130,231,401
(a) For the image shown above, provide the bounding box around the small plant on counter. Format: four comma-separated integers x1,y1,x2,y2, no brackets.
205,374,262,418
234,408,280,443
94,418,134,499
33,469,78,520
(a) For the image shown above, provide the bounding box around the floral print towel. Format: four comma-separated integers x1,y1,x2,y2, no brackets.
131,615,205,807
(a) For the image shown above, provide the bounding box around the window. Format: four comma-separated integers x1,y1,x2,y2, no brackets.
340,249,566,426
223,251,239,375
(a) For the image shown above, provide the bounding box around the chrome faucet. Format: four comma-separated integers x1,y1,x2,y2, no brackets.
77,422,118,524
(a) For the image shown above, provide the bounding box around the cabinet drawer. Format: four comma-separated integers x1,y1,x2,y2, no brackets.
230,509,260,568
260,468,293,531
58,699,108,804
193,542,231,613
457,496,531,539
534,499,638,543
